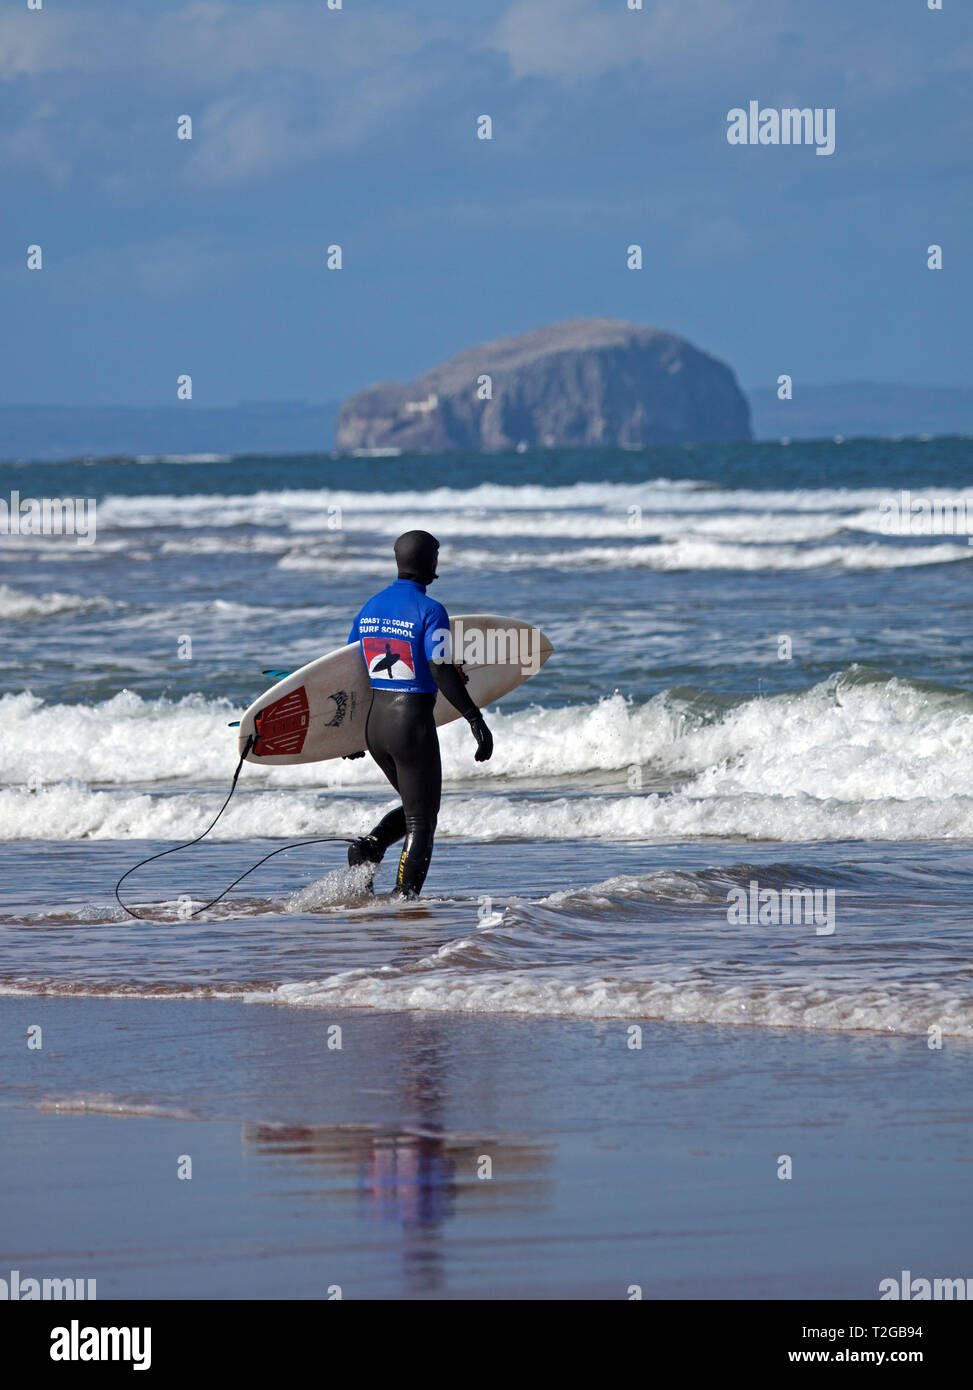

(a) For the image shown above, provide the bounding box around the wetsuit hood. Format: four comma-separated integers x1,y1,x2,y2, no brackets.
394,530,439,585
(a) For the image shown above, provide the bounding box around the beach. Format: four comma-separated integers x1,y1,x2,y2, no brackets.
1,441,972,1300
3,0,972,1323
4,993,969,1301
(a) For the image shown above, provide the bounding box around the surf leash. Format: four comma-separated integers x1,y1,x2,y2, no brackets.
114,734,355,921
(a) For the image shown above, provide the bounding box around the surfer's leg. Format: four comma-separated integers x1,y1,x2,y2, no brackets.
391,704,442,899
348,697,406,872
347,807,406,867
357,691,441,895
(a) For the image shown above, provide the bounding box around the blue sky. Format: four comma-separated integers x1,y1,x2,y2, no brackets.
3,0,970,406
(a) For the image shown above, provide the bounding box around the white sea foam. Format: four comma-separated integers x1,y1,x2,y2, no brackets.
77,480,973,571
158,533,299,556
246,969,973,1037
2,673,972,841
0,584,109,619
442,539,972,572
133,454,232,465
283,509,853,543
37,1092,194,1118
94,479,917,530
5,970,970,1037
5,780,973,842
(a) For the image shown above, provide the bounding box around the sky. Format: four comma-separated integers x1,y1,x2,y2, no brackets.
2,0,971,407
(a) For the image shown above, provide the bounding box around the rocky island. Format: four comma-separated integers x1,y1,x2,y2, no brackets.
335,318,751,452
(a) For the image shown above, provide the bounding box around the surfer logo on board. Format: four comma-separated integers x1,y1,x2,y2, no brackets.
363,636,415,681
324,690,347,727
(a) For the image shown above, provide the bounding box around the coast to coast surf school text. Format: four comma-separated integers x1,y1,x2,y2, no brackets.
0,491,96,545
358,616,416,635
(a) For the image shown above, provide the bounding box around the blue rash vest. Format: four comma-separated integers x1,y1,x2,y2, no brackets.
348,578,452,694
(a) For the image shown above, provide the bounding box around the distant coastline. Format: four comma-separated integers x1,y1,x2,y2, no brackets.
1,383,972,462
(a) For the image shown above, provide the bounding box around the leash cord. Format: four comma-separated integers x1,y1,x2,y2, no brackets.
114,736,354,920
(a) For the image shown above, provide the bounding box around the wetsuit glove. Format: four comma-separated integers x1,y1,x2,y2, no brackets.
429,660,493,761
466,711,493,762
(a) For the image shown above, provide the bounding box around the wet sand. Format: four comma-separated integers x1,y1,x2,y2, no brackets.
1,995,970,1299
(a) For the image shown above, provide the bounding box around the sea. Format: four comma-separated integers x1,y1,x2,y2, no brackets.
1,436,972,1040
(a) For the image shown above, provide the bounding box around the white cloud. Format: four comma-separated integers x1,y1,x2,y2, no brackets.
0,3,442,81
185,94,300,183
0,12,90,78
486,0,742,82
146,0,449,106
178,64,433,185
3,0,971,191
1,100,72,184
0,2,455,186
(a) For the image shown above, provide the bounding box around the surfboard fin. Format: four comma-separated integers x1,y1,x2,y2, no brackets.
227,721,240,727
262,669,292,681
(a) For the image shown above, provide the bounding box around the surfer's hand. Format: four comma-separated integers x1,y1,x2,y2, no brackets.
467,713,493,762
343,750,366,760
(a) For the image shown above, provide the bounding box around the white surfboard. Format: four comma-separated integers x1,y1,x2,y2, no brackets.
238,613,553,766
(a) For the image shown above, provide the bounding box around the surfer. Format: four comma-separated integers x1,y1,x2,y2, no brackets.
345,530,493,897
372,641,405,679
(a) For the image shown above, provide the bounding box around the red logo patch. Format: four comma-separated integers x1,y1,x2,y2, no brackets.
363,637,415,681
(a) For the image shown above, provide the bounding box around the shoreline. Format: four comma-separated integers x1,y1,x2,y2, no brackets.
2,996,970,1299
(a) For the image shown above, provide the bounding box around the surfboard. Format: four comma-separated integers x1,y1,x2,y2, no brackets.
238,613,554,766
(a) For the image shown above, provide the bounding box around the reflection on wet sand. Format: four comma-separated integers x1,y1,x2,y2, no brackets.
242,1121,553,1294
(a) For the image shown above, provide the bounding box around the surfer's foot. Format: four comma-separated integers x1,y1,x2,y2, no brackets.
347,835,384,869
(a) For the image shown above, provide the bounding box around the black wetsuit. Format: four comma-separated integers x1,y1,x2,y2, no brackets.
364,691,441,894
346,531,492,896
